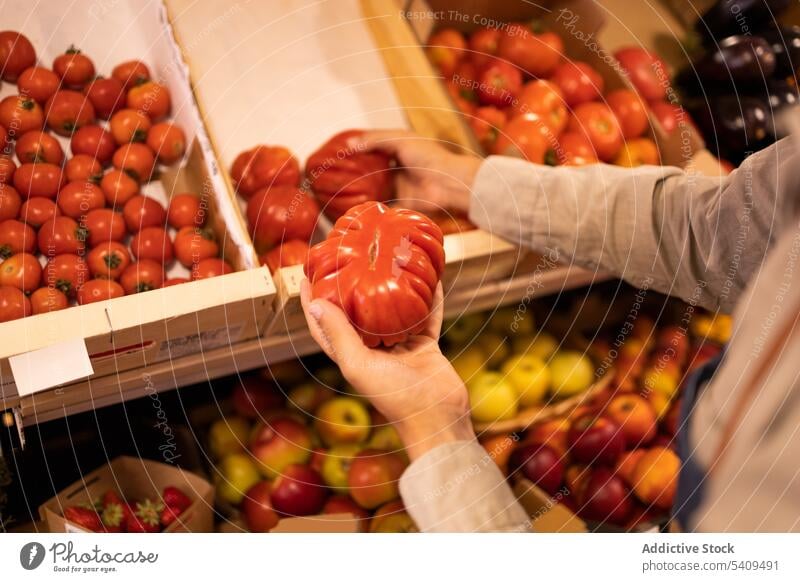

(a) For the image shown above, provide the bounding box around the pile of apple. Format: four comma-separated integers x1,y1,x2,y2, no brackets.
207,366,417,533
443,306,596,424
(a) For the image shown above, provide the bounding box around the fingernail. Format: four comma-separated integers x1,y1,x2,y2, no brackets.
308,301,324,321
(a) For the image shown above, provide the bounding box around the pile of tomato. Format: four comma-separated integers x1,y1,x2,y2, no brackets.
0,30,232,323
426,23,688,167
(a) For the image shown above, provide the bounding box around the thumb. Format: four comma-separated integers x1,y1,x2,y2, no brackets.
301,279,367,365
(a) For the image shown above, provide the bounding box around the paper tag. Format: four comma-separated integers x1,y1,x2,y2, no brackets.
9,338,94,397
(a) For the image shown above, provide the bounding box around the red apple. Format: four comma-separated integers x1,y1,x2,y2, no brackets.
233,374,284,418
348,449,407,509
525,418,570,458
605,394,657,447
241,480,279,532
578,467,633,525
509,444,565,495
250,417,313,478
323,495,370,531
270,464,328,516
369,500,418,533
568,414,626,465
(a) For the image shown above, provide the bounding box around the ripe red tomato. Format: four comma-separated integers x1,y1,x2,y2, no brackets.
120,259,164,294
649,101,692,135
607,89,649,139
468,26,501,70
191,258,233,280
56,181,105,219
45,90,96,136
64,155,103,183
0,95,44,134
492,114,553,164
0,183,21,221
109,108,151,144
0,124,7,151
15,130,64,165
246,186,319,253
71,125,116,163
567,103,624,162
87,241,130,279
260,239,310,274
17,66,60,104
477,60,522,107
44,253,88,297
13,162,65,199
470,106,507,152
0,285,31,321
613,137,660,167
551,61,603,107
426,28,467,78
112,60,151,90
84,208,125,247
514,80,568,135
497,24,563,78
130,226,174,264
306,201,445,347
101,169,139,208
0,156,16,184
0,219,36,257
230,145,301,198
112,143,155,182
163,277,189,287
550,131,598,166
122,195,166,232
614,47,669,102
167,193,204,229
0,252,41,292
30,286,68,314
83,76,125,119
306,130,393,221
77,278,124,305
0,31,36,81
146,122,185,165
446,81,477,116
19,197,59,228
37,216,86,256
53,47,95,89
173,226,219,267
126,81,170,120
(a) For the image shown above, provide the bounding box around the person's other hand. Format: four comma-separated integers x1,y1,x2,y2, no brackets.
300,279,475,461
347,129,482,215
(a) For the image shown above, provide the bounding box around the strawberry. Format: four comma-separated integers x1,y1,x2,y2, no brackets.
125,499,163,533
162,486,191,511
160,505,182,528
102,489,124,508
64,506,103,532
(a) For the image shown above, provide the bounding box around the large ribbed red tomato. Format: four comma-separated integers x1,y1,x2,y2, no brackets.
305,201,445,348
230,145,300,198
305,130,393,221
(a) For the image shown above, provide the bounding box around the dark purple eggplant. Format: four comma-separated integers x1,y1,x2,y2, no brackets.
761,26,800,78
694,35,776,82
765,79,799,137
696,0,791,45
686,95,770,159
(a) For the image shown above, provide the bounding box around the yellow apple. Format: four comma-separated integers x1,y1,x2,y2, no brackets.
208,417,250,459
475,332,511,368
642,366,679,399
500,355,551,406
467,371,519,422
321,444,362,492
450,345,488,383
314,397,371,446
287,381,334,415
512,331,559,361
368,425,403,451
214,453,261,505
549,350,595,398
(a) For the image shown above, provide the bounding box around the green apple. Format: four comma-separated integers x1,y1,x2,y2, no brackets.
488,305,535,335
443,313,484,344
475,332,511,369
215,453,261,505
500,355,551,406
321,444,362,492
368,425,403,451
314,397,371,446
467,371,518,423
512,331,559,361
208,416,250,459
450,345,487,382
287,381,334,415
549,350,595,398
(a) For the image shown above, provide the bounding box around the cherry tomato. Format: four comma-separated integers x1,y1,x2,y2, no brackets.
613,138,660,167
53,46,95,89
173,226,218,267
127,81,170,120
19,197,59,228
84,208,125,247
100,169,139,208
0,156,16,184
44,90,96,136
260,239,309,274
112,60,151,90
468,26,501,70
551,61,603,107
425,28,467,78
567,102,624,162
15,130,64,165
146,122,186,165
0,252,42,292
492,114,553,164
30,286,68,314
83,76,125,119
56,181,105,219
163,277,190,287
607,89,649,139
131,226,173,264
0,95,44,135
0,31,36,82
0,219,36,257
120,259,164,294
87,241,130,279
77,278,124,305
167,193,204,229
13,162,65,199
64,155,103,183
191,258,233,280
70,125,116,163
122,195,165,232
470,106,507,152
112,143,155,182
109,108,151,144
497,24,562,78
44,253,88,297
17,66,60,104
0,285,31,321
0,183,21,221
477,60,522,107
514,80,568,135
37,216,87,256
548,131,598,166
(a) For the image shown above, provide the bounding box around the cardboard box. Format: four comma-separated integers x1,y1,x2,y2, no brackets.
217,512,361,534
40,456,214,533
